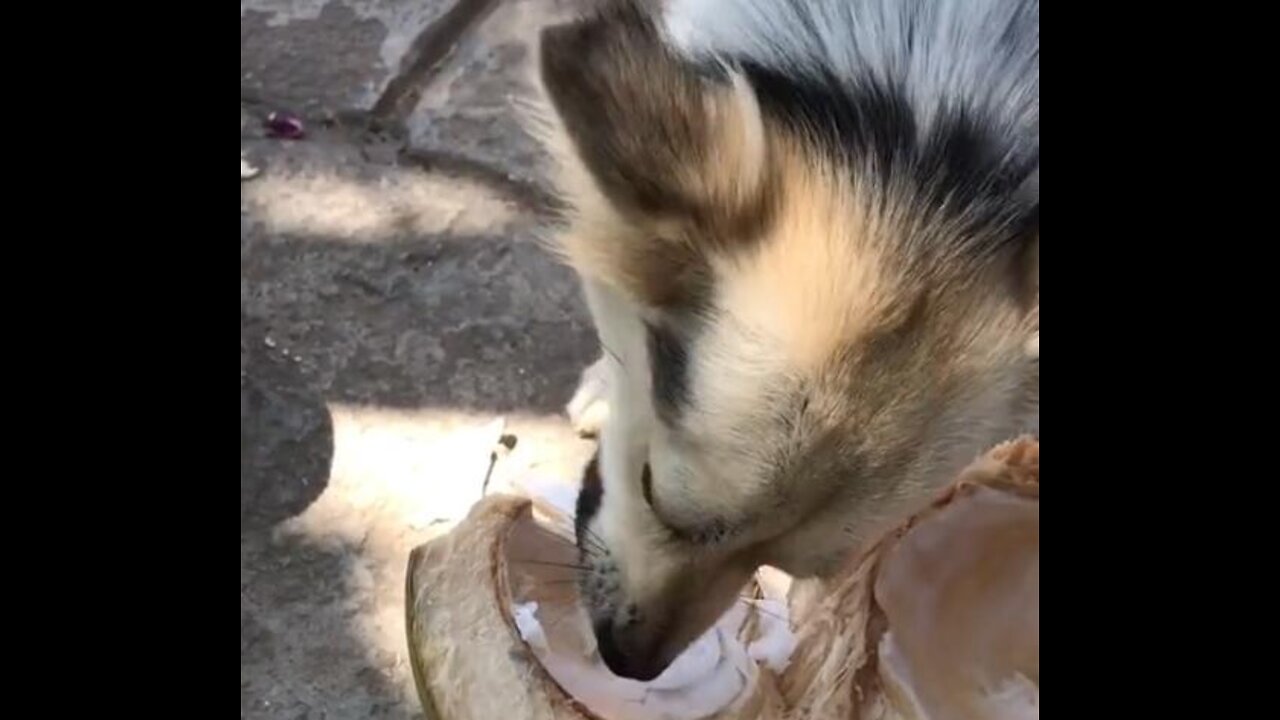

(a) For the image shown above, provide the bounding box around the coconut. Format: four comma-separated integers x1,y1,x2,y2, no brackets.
406,437,1038,720
404,493,789,720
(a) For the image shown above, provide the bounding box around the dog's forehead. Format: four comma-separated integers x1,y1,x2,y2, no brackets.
710,172,898,369
676,199,1019,442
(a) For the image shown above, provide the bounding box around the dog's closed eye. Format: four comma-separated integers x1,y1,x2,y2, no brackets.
641,463,733,545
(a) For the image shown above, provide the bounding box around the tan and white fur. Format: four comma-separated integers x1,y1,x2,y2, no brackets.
531,0,1039,681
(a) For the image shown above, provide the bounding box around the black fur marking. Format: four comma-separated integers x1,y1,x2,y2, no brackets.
575,451,604,548
640,462,655,508
739,63,1037,259
646,322,691,422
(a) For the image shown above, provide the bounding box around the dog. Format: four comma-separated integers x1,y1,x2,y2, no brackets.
533,0,1039,681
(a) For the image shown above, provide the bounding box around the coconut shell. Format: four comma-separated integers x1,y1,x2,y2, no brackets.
406,437,1038,720
405,499,572,720
405,497,784,720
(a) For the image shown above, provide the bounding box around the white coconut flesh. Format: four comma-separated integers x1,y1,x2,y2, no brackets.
873,484,1039,720
501,481,795,720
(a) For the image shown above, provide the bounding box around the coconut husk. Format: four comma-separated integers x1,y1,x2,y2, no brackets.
782,437,1039,720
406,437,1038,720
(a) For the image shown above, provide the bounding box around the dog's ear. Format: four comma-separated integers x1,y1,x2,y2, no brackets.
539,3,769,242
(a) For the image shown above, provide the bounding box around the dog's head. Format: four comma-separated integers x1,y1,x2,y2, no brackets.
536,2,1038,680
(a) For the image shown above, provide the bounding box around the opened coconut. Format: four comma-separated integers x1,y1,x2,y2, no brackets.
406,437,1038,720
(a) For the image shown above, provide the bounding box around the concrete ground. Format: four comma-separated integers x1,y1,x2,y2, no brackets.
240,2,600,717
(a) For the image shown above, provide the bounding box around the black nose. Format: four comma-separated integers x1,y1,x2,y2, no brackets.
593,621,629,676
593,621,663,681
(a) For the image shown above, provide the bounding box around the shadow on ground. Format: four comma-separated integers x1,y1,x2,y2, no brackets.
240,139,598,718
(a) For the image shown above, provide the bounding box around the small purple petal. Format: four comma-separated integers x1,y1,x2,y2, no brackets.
265,112,305,140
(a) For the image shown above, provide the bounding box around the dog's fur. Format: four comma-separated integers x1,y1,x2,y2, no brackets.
533,0,1038,680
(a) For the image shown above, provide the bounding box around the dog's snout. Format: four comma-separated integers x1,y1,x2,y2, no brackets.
592,620,664,681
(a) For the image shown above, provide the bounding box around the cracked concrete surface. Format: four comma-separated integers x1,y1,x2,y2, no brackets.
241,2,599,717
407,0,581,188
242,0,457,114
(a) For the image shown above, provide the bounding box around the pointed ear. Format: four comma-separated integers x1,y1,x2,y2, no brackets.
538,2,769,240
